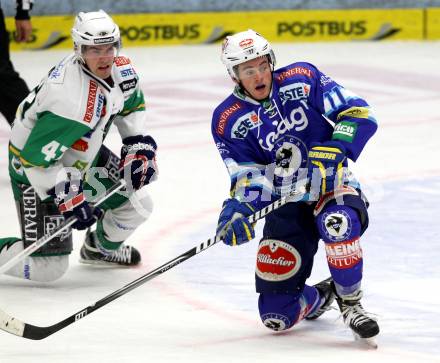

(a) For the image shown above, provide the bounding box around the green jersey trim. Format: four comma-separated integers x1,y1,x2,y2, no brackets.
119,89,146,116
19,111,91,168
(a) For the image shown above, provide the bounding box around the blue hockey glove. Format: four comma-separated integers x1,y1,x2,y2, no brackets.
121,135,158,190
50,178,103,230
307,141,346,196
217,198,255,246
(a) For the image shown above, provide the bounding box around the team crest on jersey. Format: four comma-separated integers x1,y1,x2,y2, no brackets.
256,239,301,281
273,136,308,178
231,111,262,139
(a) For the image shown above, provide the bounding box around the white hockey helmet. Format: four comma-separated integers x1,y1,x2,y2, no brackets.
221,29,276,80
71,10,121,58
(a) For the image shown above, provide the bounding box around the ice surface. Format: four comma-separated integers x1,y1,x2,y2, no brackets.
0,41,439,362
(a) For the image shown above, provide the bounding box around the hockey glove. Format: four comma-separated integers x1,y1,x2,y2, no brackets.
217,198,255,246
50,178,103,230
121,135,158,190
307,141,346,196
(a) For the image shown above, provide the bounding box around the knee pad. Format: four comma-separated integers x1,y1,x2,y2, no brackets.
258,286,320,331
258,293,301,331
1,239,69,282
100,191,153,243
16,184,73,257
24,255,69,282
317,205,363,292
316,204,361,244
256,238,311,294
129,189,154,221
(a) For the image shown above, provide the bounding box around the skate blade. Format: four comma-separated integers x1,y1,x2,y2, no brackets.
79,258,132,267
353,332,378,349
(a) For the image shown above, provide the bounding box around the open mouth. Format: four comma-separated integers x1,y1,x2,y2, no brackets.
256,84,266,91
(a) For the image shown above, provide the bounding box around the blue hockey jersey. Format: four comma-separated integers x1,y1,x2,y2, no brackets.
211,62,377,210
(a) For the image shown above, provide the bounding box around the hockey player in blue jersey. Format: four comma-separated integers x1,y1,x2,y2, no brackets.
212,29,379,343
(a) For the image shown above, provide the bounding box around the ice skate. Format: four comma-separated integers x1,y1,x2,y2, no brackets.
79,230,141,267
332,283,379,348
306,277,335,320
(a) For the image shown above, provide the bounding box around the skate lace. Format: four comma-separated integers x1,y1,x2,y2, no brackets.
104,246,132,264
341,302,374,327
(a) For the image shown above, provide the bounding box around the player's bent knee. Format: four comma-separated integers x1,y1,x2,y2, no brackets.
258,292,301,331
316,205,362,244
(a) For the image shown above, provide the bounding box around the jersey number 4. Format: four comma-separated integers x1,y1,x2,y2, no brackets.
41,141,68,162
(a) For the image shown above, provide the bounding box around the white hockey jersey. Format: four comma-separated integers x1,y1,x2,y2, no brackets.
9,53,148,199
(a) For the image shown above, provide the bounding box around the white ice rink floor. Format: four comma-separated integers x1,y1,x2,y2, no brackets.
0,41,439,363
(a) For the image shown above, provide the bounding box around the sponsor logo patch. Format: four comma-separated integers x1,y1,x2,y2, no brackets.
333,121,358,143
120,68,134,78
279,82,310,104
94,36,115,44
239,38,254,48
325,238,363,269
22,188,38,244
44,215,71,241
83,80,98,123
258,105,309,151
115,56,131,67
231,111,262,139
256,239,301,281
119,78,138,92
277,66,313,83
95,94,105,117
216,102,241,136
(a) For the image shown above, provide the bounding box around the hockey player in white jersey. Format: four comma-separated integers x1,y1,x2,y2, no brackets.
0,10,158,281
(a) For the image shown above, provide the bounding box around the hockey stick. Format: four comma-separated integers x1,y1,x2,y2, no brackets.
0,187,306,340
0,179,127,275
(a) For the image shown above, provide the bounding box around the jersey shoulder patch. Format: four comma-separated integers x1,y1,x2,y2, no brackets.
113,55,138,94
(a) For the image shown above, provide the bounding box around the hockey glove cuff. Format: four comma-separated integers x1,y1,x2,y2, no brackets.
217,198,255,246
307,141,346,196
50,177,102,230
121,135,158,190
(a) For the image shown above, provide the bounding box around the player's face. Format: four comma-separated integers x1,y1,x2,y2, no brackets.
236,57,272,101
83,44,116,79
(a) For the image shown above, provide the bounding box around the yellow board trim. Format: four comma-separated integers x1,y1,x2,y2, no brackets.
5,8,435,51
